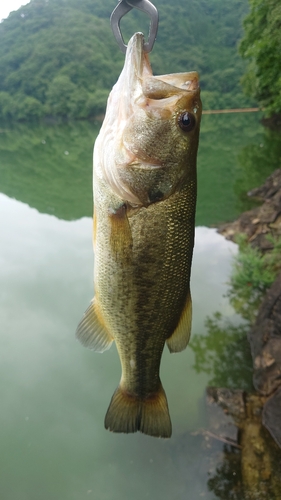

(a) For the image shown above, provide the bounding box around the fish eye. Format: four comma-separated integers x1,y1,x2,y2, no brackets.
178,111,196,132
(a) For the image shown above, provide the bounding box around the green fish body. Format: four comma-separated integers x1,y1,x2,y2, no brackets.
77,33,202,438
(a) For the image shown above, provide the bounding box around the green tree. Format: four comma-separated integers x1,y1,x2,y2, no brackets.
87,89,109,117
227,234,281,321
0,0,251,122
46,75,78,117
239,0,281,116
0,92,17,120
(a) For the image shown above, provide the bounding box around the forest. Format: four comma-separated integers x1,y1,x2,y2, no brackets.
0,0,255,122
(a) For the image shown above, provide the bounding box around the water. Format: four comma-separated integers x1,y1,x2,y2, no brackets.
0,113,278,499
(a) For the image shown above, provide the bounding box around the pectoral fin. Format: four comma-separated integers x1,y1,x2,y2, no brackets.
76,298,113,352
166,292,192,353
108,203,132,258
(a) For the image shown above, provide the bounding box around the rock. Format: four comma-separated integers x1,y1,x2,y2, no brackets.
240,393,274,499
218,169,281,251
248,272,281,396
205,388,281,498
206,387,245,445
248,169,281,201
263,387,281,449
216,170,281,452
206,387,246,421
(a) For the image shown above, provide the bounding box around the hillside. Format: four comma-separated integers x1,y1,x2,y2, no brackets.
0,0,254,121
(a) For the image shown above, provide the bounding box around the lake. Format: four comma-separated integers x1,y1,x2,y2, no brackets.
0,112,279,499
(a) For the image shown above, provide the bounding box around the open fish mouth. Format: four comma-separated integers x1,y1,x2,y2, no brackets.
126,32,199,99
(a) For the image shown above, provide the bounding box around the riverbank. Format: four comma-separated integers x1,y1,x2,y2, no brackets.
218,168,281,252
218,169,281,447
202,170,281,497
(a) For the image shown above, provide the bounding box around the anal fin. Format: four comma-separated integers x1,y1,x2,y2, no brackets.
76,298,113,352
166,291,192,353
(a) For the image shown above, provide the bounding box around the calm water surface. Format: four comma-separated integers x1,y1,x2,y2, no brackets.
0,113,278,499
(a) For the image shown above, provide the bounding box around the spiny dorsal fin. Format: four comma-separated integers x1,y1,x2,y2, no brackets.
166,291,192,353
76,298,114,352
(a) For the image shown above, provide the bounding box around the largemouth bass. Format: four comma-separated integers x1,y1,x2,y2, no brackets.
76,32,202,438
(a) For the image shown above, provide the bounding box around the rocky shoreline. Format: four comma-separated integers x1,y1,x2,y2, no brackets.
217,169,281,448
218,168,281,252
204,170,281,497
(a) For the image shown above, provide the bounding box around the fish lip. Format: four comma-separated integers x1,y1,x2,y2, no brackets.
128,34,199,100
126,34,199,94
126,32,153,80
129,162,164,170
154,72,200,91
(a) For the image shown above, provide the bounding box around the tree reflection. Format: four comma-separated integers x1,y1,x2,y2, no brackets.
191,310,281,497
206,420,281,500
190,312,253,391
235,126,281,213
208,445,243,500
0,121,98,220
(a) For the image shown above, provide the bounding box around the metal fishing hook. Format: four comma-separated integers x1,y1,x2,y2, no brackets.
110,0,159,54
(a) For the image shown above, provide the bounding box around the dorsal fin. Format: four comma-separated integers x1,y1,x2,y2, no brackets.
76,298,114,352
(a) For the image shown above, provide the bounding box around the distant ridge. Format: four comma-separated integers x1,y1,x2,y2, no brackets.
0,0,255,122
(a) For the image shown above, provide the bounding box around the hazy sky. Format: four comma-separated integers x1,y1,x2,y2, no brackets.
0,0,30,22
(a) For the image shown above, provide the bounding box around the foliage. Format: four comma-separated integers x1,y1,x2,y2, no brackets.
239,0,281,116
191,233,281,389
234,125,281,213
190,312,253,390
196,112,264,227
227,234,281,321
190,229,280,395
0,0,252,122
0,113,266,224
208,447,243,500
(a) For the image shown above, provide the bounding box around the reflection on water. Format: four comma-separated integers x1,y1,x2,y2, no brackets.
197,113,279,225
0,113,279,225
1,192,240,500
208,445,243,500
0,121,98,220
206,394,281,500
190,312,253,391
0,114,279,499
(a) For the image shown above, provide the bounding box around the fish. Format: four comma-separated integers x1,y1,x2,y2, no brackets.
76,32,202,438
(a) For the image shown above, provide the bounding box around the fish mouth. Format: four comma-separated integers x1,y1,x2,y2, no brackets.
120,32,153,101
125,32,199,100
126,32,152,77
142,72,199,99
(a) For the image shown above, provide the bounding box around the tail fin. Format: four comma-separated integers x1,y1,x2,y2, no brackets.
104,384,172,438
